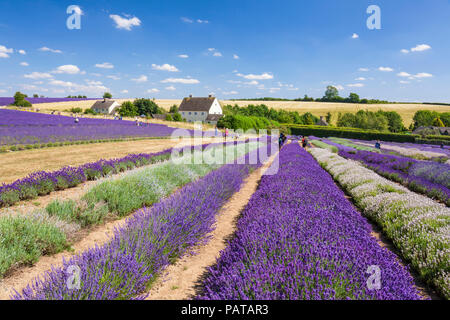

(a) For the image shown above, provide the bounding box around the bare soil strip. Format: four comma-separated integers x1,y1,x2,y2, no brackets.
144,154,278,300
0,138,214,184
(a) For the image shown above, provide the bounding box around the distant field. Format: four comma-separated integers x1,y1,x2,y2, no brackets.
221,101,450,127
12,98,449,127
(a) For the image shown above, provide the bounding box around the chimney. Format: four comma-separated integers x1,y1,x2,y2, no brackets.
189,94,193,98
209,94,212,98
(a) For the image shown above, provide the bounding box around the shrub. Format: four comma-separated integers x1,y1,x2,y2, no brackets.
289,125,418,143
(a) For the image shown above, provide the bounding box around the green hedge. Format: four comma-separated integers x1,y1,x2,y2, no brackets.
416,138,450,146
288,125,418,143
425,135,450,141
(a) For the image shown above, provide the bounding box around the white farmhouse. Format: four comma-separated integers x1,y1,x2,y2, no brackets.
178,95,223,124
91,99,120,115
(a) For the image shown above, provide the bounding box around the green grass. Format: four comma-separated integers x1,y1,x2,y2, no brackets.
310,140,339,153
0,215,69,277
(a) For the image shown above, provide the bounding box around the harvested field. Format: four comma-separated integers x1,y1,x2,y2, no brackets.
0,138,214,184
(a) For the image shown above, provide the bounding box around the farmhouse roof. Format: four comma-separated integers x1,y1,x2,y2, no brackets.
206,114,223,122
178,96,216,112
413,126,450,135
91,99,117,110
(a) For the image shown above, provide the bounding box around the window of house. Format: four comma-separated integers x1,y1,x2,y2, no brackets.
194,112,197,115
189,112,191,115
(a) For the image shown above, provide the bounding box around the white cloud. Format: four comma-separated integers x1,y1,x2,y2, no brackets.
378,67,394,72
161,78,200,84
85,80,103,86
39,47,62,54
165,86,176,91
110,14,141,31
121,89,129,94
107,75,121,80
18,49,26,55
152,63,179,72
197,19,209,24
355,77,366,81
24,72,53,79
335,85,344,91
347,83,364,88
223,91,238,95
178,54,189,58
20,62,29,67
0,45,13,58
49,79,109,95
0,89,7,93
397,72,411,77
233,54,240,60
131,75,148,83
269,88,281,93
237,72,274,80
411,44,431,52
213,52,222,57
401,49,409,54
352,33,359,39
95,62,114,69
53,65,83,75
358,68,369,72
399,80,410,84
414,72,433,78
147,88,160,93
181,17,193,23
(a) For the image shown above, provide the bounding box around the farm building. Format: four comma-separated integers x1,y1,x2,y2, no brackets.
91,99,120,115
315,116,329,126
178,95,223,123
413,126,450,136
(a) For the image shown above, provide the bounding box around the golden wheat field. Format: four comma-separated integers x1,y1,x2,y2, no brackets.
31,99,449,126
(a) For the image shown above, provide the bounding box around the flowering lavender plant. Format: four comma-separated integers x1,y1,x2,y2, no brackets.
199,144,423,300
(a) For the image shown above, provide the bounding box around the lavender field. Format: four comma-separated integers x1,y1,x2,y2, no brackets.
0,97,95,106
0,109,180,146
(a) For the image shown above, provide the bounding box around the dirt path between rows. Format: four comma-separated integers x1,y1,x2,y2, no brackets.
144,153,278,300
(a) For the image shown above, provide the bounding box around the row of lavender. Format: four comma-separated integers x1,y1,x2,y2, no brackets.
0,140,255,208
0,97,95,106
200,144,423,300
13,144,274,299
0,109,179,146
310,148,449,299
310,137,450,206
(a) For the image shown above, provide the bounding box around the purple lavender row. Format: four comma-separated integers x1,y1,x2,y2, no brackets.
199,143,423,300
0,97,95,106
0,109,181,146
12,144,273,300
339,150,450,206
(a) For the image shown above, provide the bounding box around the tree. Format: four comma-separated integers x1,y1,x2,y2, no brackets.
169,105,178,113
433,117,445,127
172,113,182,122
324,86,339,101
376,110,405,132
133,98,163,116
118,101,138,117
348,93,360,103
103,92,112,99
165,114,173,121
326,112,332,124
413,110,439,129
33,94,39,98
12,91,31,107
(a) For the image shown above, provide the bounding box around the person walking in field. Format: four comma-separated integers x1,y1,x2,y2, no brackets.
375,140,381,150
302,136,308,149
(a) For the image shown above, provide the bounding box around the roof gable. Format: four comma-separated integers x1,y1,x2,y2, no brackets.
178,97,216,112
92,99,117,110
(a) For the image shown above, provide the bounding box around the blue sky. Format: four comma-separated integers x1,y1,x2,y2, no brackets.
0,0,449,102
